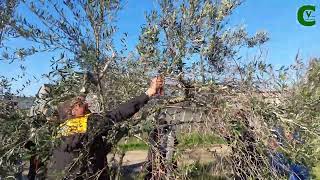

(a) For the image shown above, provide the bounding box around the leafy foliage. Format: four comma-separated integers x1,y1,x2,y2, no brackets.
0,0,319,179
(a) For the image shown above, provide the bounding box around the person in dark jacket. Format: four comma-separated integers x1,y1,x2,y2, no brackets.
44,76,164,180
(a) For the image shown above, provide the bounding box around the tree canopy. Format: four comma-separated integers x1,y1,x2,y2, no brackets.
0,0,319,179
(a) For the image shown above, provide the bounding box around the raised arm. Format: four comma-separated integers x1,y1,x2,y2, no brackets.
86,77,164,141
106,92,150,122
106,76,164,123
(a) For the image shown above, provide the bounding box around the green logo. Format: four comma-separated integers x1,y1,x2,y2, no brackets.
298,5,316,26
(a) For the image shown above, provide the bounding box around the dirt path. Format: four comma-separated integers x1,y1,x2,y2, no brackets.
117,144,231,177
181,144,230,165
110,150,148,166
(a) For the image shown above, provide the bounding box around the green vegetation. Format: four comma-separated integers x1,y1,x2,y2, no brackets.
118,132,225,151
312,164,320,179
178,133,226,148
1,0,320,179
118,137,148,151
181,161,228,180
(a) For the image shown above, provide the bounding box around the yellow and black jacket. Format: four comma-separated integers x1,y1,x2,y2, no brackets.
46,93,150,180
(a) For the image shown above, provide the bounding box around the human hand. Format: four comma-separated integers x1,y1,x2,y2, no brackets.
146,76,164,97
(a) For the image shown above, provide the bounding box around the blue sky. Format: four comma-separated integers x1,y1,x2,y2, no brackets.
231,0,320,65
1,0,319,96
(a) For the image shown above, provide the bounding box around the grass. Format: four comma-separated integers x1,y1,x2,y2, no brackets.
117,132,225,151
118,137,148,151
178,132,226,148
